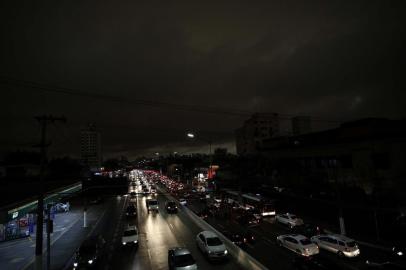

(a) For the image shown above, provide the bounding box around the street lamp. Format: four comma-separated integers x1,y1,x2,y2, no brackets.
186,132,214,189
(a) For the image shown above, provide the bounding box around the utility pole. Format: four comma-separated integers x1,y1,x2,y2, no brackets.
34,115,66,270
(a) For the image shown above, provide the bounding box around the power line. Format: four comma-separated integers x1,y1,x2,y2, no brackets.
1,76,344,123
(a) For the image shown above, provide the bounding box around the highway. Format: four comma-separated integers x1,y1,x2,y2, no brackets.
107,191,246,270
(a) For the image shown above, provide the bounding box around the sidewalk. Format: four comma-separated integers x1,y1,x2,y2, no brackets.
0,200,106,270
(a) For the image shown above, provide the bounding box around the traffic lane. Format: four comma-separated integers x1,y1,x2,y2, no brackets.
78,195,127,270
187,198,363,270
203,214,296,270
157,192,246,270
253,218,366,270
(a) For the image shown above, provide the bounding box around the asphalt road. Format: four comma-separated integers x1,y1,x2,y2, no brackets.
186,196,396,270
107,191,247,270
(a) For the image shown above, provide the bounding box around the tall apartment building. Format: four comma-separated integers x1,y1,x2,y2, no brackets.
80,124,102,170
236,113,280,156
292,116,312,136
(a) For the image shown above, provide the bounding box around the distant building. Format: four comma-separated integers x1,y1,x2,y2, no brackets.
236,113,280,156
292,116,312,135
261,118,406,194
80,124,102,171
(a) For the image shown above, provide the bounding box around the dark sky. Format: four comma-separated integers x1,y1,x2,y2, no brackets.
1,0,406,159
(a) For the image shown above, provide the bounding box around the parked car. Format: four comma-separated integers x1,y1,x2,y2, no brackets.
311,234,360,257
168,247,198,270
196,231,228,261
166,201,178,213
276,213,304,228
277,234,319,256
122,225,138,247
73,235,105,269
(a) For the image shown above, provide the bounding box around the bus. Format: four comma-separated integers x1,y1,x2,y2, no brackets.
223,190,276,217
241,193,276,217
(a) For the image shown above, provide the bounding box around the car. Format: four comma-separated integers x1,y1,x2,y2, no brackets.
292,223,324,238
292,255,341,270
126,204,137,217
197,207,214,219
277,234,319,256
237,213,261,227
392,244,405,260
222,230,246,249
179,198,187,206
311,234,360,257
143,187,150,195
166,201,178,213
146,199,159,213
150,187,157,195
122,225,138,247
73,235,106,269
55,202,70,212
196,231,228,260
276,213,304,228
242,230,256,244
168,247,198,270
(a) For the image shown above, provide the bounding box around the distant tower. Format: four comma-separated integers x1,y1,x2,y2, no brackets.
292,116,312,136
80,123,102,171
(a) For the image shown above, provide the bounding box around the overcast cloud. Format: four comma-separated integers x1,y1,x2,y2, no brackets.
1,0,405,159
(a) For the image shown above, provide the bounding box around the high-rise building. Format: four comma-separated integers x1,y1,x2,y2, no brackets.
235,113,280,156
292,116,312,135
80,124,102,170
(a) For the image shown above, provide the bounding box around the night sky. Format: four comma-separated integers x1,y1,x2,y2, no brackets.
1,1,405,159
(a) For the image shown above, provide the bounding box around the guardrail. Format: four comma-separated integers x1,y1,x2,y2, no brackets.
158,185,269,270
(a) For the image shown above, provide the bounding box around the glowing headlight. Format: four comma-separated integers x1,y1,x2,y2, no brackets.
73,262,78,267
398,251,403,256
224,250,228,254
88,259,93,264
134,240,138,243
122,242,127,245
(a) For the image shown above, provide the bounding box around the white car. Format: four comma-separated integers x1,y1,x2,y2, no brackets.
168,247,198,270
311,234,360,257
196,231,228,260
277,234,319,256
179,198,187,206
276,213,304,228
122,226,138,246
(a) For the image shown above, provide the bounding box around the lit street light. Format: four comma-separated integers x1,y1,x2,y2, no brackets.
187,133,195,138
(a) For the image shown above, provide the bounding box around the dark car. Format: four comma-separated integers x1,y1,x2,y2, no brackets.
237,213,261,227
293,255,341,270
73,236,106,269
197,207,214,219
242,230,256,244
222,230,247,249
292,223,324,238
166,201,178,213
126,204,137,217
391,244,405,261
